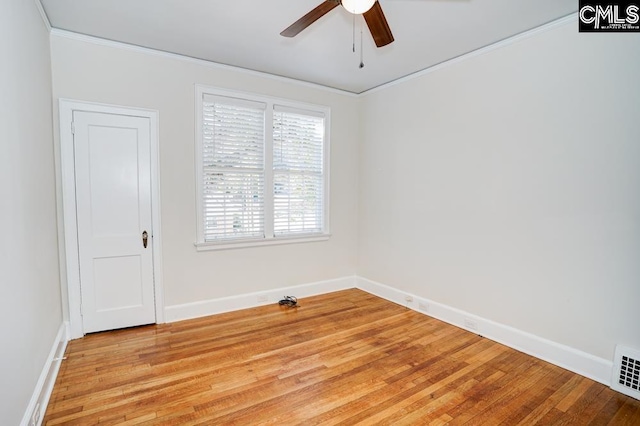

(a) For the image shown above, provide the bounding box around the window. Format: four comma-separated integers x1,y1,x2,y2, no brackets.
200,97,265,241
195,86,330,249
273,106,325,236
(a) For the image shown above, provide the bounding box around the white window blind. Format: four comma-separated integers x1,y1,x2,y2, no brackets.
196,86,329,249
201,96,265,241
273,107,324,235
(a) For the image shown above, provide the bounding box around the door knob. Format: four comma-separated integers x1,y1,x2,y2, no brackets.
142,231,148,248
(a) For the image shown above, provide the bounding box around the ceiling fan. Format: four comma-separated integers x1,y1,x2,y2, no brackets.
281,0,394,48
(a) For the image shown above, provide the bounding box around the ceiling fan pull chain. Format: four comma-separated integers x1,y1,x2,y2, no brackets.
359,19,365,68
352,12,356,53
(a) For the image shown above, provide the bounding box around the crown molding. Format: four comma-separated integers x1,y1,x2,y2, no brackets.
48,29,358,98
360,13,578,96
48,12,578,98
34,0,51,32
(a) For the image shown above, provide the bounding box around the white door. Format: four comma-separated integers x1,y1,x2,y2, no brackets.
73,111,156,333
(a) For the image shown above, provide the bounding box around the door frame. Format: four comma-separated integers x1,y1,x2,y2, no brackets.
59,99,164,339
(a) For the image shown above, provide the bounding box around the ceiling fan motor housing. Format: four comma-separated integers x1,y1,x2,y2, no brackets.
341,0,377,14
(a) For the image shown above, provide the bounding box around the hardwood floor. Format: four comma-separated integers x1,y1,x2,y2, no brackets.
44,289,640,425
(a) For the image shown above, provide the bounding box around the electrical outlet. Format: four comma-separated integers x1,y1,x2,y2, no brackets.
418,302,429,312
464,318,478,331
257,294,268,303
404,295,413,303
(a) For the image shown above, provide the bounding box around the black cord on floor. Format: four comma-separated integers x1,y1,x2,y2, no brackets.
278,296,299,308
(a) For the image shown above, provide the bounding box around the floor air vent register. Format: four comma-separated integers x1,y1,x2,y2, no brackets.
611,344,640,400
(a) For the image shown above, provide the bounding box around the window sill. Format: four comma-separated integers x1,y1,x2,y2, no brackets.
194,234,331,251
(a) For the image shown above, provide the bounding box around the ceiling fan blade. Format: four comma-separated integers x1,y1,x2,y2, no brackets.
363,1,394,47
280,1,340,38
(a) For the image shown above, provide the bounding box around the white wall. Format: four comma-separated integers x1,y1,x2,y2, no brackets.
46,11,637,378
358,20,640,361
50,34,360,308
0,1,62,424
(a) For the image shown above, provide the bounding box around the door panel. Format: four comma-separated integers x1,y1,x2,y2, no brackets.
88,130,140,237
93,255,143,311
74,111,155,333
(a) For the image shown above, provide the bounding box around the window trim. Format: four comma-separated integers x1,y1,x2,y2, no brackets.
194,85,331,250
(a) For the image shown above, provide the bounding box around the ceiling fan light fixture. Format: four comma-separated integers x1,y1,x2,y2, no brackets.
341,0,376,14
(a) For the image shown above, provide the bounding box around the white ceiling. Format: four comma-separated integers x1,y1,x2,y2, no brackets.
40,0,577,94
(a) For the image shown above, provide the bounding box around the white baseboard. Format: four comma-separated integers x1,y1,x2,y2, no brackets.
356,276,613,386
19,276,612,425
164,276,356,323
21,322,69,426
164,274,612,386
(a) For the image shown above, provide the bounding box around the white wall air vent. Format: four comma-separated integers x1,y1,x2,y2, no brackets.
611,344,640,400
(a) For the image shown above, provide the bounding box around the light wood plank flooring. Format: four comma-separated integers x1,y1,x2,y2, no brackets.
44,289,640,425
